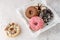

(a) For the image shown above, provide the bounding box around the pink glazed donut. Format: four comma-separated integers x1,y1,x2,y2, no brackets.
29,16,44,31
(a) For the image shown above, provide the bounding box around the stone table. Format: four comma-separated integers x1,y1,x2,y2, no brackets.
0,0,60,40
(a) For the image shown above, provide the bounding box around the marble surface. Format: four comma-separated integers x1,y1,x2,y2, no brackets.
0,0,60,40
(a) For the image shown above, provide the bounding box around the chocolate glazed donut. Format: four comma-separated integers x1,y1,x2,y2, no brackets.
25,6,39,19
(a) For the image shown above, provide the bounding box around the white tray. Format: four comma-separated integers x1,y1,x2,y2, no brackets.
16,0,60,37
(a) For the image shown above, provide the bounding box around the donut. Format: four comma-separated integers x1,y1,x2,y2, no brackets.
41,8,53,24
29,16,44,31
35,6,41,14
25,6,39,19
5,23,21,37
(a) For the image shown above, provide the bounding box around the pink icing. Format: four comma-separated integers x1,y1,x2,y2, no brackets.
29,16,44,31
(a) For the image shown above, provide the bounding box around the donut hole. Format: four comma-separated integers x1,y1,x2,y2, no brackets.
29,10,33,15
34,22,38,25
10,28,14,31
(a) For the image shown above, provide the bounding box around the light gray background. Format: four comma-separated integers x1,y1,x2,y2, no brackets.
0,0,60,40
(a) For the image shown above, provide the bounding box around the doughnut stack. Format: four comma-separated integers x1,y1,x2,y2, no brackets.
25,4,53,31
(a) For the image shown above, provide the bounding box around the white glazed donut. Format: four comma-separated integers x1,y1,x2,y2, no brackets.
5,23,21,37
